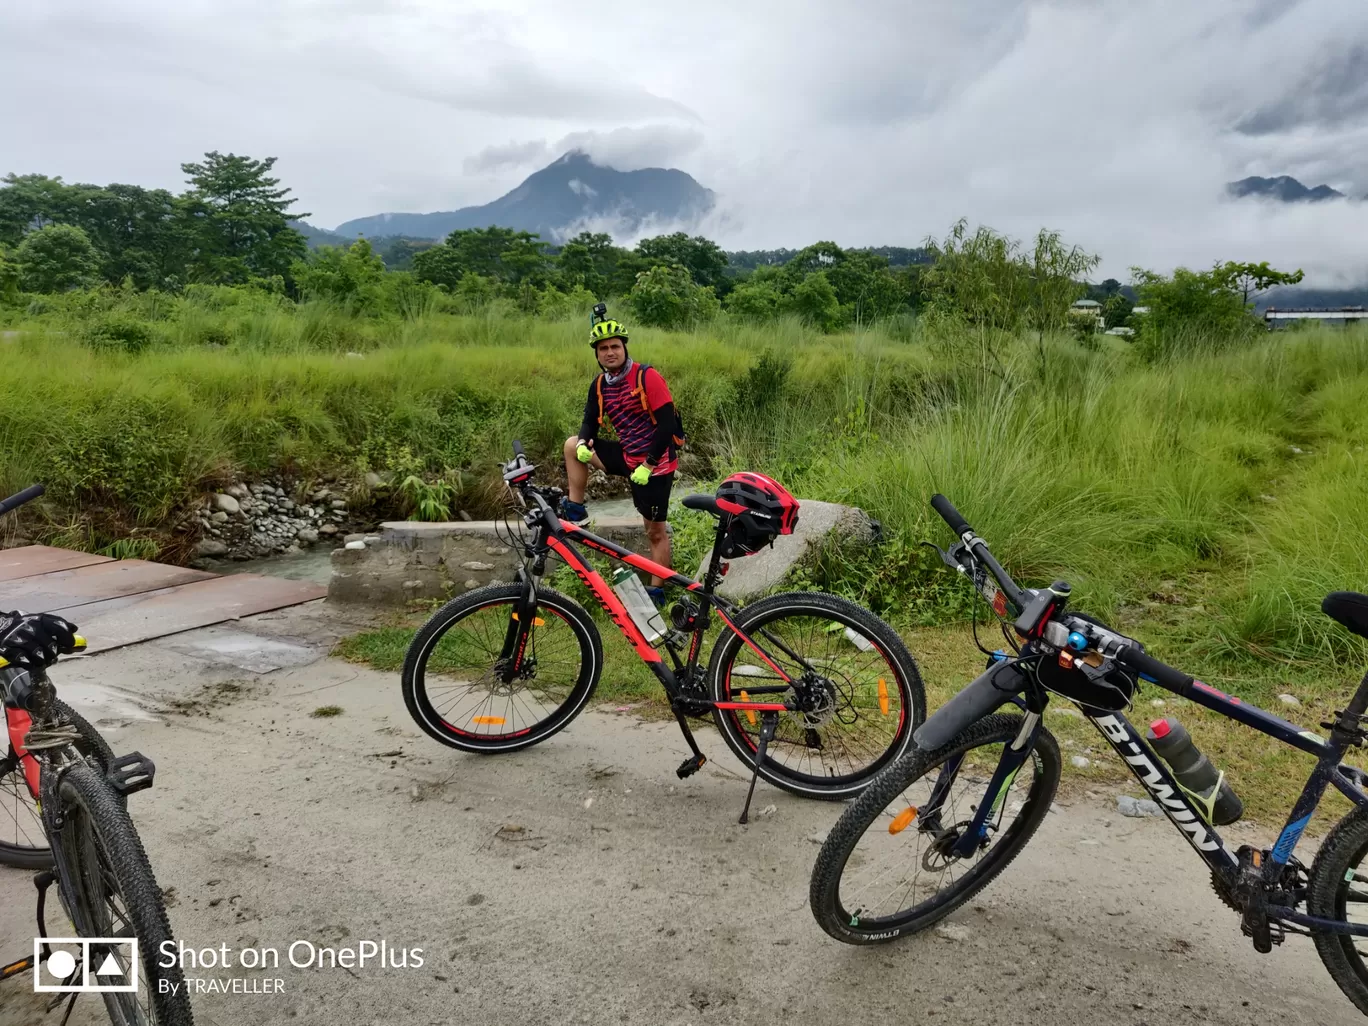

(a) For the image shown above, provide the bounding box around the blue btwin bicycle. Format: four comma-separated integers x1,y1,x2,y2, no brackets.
810,494,1368,1015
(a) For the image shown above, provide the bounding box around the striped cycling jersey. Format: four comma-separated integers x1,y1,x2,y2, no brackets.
586,362,678,475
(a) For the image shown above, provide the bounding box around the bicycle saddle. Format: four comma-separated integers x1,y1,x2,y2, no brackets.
1323,592,1368,640
682,494,724,516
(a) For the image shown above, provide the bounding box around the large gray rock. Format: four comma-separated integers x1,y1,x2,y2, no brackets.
696,499,878,601
194,538,229,557
329,517,667,606
213,493,240,514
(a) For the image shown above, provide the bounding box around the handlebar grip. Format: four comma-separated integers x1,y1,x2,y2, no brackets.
0,484,45,516
1116,645,1193,693
930,494,972,537
511,440,525,458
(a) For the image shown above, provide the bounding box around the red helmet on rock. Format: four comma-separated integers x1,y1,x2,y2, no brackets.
714,472,800,558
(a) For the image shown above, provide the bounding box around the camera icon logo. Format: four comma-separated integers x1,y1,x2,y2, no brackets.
34,938,139,993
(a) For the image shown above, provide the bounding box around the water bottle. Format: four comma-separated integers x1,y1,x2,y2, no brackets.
610,565,666,646
1146,718,1243,825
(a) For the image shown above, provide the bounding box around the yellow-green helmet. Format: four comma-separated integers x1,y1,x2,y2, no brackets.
589,319,629,346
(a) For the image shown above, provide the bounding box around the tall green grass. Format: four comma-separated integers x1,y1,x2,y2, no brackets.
4,292,1368,691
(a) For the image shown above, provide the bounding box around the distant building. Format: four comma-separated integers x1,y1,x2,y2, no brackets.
1264,306,1368,329
1070,299,1104,332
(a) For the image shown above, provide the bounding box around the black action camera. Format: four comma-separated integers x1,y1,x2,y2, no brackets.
591,302,608,325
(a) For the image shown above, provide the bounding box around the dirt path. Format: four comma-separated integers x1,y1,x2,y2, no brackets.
0,605,1360,1025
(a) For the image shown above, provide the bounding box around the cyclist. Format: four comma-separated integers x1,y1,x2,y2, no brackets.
0,611,78,668
561,317,681,603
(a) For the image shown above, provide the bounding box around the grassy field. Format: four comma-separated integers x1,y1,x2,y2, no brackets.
5,290,1368,821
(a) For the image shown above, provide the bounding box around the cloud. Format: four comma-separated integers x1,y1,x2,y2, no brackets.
2,0,1367,283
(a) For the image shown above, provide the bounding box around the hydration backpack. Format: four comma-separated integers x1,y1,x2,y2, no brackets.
594,363,686,455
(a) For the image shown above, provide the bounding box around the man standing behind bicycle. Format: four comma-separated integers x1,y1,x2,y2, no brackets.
561,312,682,606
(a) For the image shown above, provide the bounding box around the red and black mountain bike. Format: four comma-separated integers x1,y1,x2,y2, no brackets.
401,443,925,822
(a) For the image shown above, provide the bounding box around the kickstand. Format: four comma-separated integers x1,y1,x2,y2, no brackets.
738,712,779,825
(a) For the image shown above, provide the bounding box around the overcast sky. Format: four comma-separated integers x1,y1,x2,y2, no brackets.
4,0,1367,282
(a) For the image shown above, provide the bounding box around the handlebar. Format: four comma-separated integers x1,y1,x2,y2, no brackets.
1116,645,1194,694
0,484,44,517
930,494,972,538
930,494,1028,612
512,440,525,458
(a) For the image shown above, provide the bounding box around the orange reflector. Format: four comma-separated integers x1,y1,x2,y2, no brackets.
877,678,890,717
471,716,506,726
888,807,918,835
509,613,545,626
740,691,757,726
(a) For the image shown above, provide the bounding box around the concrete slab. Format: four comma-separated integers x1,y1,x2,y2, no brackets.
0,544,111,582
54,574,327,653
0,557,215,612
158,626,322,674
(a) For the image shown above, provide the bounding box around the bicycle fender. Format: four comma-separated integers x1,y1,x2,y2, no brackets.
913,662,1027,751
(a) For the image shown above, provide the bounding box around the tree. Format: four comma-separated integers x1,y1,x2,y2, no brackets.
1131,264,1260,361
636,232,730,294
1214,260,1305,307
787,270,841,332
1102,292,1133,329
1024,227,1099,352
557,231,628,297
725,267,786,322
179,151,308,282
0,247,20,305
625,263,720,329
412,226,553,289
919,219,1029,333
0,174,79,246
15,223,101,292
291,239,388,313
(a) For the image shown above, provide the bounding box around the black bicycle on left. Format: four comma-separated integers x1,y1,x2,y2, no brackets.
0,485,193,1025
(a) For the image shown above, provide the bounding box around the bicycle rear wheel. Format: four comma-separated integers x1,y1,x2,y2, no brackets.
402,584,602,753
1,698,118,869
810,713,1060,943
54,761,192,1025
707,591,924,799
1307,805,1368,1014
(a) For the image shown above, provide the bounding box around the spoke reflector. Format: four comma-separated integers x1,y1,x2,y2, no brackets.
888,807,918,834
878,678,889,717
740,692,757,725
471,716,506,725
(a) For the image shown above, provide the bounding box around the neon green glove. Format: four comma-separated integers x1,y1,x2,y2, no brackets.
575,442,594,464
630,463,652,486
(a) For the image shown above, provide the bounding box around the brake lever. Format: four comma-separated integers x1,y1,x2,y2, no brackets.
920,540,967,573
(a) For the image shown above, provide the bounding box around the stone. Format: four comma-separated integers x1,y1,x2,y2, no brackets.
296,528,319,545
280,498,295,510
1070,756,1091,769
484,546,511,556
311,489,331,502
345,540,366,550
284,544,303,556
458,510,473,522
331,499,348,510
1278,693,1302,709
461,561,496,571
213,493,241,514
1150,699,1166,707
210,511,229,524
1118,795,1162,818
195,539,229,557
934,924,971,942
226,483,249,498
344,533,366,544
464,579,481,590
364,472,384,489
318,524,339,536
694,499,879,601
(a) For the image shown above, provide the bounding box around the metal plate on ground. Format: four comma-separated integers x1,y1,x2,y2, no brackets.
1,559,216,613
0,545,112,582
54,575,327,653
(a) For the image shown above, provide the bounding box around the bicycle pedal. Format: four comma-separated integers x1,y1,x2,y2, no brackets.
106,751,155,795
676,753,706,779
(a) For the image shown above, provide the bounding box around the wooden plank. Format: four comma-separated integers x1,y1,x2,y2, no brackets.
54,575,327,653
1,559,216,613
0,546,112,582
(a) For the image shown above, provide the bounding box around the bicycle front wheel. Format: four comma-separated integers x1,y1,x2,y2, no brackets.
810,713,1060,944
54,761,193,1025
402,584,602,753
1307,804,1368,1014
707,591,924,799
1,698,119,869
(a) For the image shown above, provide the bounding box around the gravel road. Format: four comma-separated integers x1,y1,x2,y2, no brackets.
0,604,1359,1025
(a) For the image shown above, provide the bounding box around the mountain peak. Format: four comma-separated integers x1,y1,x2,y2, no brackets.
334,155,713,241
1226,175,1345,203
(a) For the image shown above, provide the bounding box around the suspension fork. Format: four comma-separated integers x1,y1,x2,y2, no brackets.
497,545,547,684
948,710,1043,858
